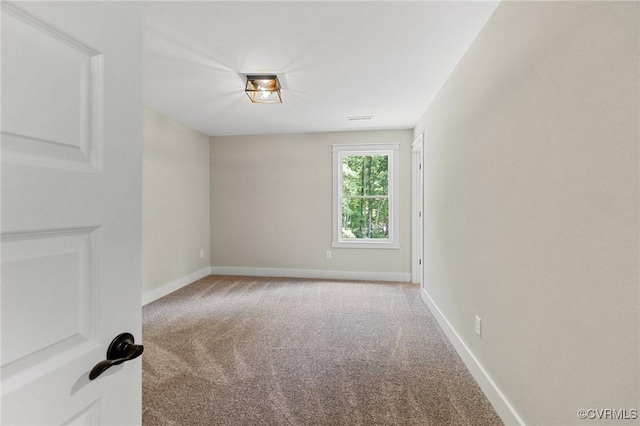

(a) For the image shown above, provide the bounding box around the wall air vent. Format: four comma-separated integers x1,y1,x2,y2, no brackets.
347,115,373,121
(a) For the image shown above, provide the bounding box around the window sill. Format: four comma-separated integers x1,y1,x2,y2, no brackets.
332,240,400,250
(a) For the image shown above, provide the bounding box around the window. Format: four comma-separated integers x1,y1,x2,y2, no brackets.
332,143,399,248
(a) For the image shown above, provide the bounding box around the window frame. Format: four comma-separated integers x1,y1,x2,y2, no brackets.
332,143,400,249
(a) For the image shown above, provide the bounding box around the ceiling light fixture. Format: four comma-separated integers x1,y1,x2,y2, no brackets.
245,75,282,104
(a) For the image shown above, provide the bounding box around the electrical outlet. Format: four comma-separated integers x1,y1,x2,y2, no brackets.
326,250,332,259
475,315,482,336
200,249,204,258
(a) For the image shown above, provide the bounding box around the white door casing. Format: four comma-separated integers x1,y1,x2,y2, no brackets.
1,2,143,425
411,134,424,286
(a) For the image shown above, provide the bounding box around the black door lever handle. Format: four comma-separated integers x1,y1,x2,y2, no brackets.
89,332,144,380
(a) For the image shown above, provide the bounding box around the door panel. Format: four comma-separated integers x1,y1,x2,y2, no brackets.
1,3,102,173
2,228,98,370
1,2,143,424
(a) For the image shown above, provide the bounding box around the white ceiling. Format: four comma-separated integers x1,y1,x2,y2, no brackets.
142,1,500,137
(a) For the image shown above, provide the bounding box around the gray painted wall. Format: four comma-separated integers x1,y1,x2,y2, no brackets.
413,2,639,424
143,109,211,295
209,130,413,278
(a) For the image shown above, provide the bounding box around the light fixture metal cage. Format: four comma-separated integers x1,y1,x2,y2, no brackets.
245,75,282,104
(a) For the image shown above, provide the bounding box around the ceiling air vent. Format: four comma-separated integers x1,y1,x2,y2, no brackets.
347,115,373,121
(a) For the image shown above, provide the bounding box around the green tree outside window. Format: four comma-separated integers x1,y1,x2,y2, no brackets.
341,154,389,239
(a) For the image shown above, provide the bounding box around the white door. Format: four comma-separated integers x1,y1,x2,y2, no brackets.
411,135,424,286
1,2,143,424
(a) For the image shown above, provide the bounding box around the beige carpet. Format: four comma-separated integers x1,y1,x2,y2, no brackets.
142,275,503,425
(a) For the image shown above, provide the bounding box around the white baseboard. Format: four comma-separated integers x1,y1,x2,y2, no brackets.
420,287,525,426
142,266,211,305
210,266,411,283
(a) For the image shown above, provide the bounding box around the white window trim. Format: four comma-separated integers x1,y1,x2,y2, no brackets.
332,143,400,249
